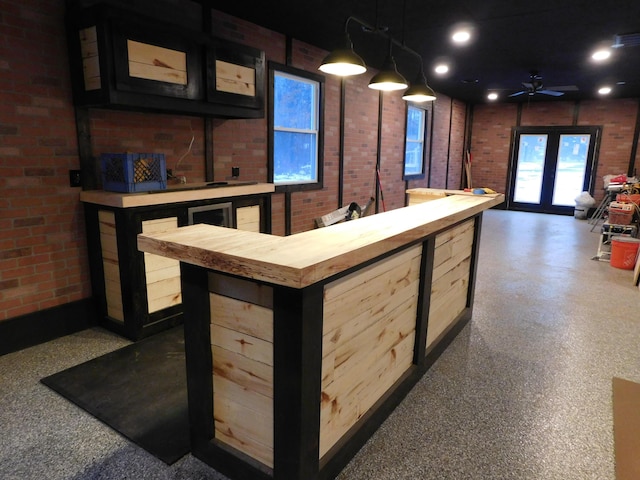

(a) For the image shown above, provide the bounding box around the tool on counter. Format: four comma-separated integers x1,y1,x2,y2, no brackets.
314,197,375,228
463,187,497,194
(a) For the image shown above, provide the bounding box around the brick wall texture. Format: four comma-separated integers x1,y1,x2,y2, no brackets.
471,99,640,203
1,0,639,323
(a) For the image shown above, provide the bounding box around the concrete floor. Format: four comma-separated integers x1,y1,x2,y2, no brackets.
1,210,638,480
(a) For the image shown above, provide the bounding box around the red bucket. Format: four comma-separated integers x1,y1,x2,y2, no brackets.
616,193,640,206
610,237,640,270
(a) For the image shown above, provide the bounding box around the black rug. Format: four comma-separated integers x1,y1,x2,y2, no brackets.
41,326,190,465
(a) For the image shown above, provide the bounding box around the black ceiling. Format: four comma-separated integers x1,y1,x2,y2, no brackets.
208,0,640,104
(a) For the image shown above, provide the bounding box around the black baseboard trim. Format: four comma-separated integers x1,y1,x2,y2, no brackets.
0,298,98,356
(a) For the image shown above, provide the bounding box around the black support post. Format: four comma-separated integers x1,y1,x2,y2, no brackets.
414,237,435,366
273,284,324,480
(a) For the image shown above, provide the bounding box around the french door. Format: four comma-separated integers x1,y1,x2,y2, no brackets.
508,126,600,214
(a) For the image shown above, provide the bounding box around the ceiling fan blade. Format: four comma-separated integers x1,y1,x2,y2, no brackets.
509,90,527,97
546,85,578,92
522,82,534,89
538,89,564,96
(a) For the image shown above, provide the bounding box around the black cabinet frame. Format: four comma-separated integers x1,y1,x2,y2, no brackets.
83,193,271,340
65,3,265,118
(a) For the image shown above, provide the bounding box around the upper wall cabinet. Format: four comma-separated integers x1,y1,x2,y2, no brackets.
207,39,265,111
66,4,265,118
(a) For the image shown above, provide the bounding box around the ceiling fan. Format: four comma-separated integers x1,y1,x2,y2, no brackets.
509,70,564,97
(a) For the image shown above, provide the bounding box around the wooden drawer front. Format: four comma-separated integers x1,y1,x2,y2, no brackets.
215,60,256,97
427,219,474,348
210,292,274,468
79,26,101,91
127,40,188,86
320,245,421,458
236,205,260,232
99,210,123,321
142,217,182,313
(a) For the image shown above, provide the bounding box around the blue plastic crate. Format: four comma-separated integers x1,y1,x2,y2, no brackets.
100,153,167,193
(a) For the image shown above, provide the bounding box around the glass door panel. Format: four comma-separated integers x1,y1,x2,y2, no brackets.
508,127,599,215
551,134,590,206
513,134,547,204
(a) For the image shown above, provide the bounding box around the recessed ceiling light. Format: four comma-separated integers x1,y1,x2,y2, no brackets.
452,30,471,44
487,92,498,101
434,64,449,74
592,49,611,61
598,86,612,95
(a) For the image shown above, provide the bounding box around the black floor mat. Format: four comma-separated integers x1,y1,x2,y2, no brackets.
41,326,190,465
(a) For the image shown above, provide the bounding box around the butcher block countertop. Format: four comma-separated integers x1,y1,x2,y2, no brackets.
80,182,275,208
406,187,502,199
137,193,504,289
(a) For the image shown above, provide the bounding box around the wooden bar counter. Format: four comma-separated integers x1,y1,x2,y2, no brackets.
80,182,274,340
137,192,504,480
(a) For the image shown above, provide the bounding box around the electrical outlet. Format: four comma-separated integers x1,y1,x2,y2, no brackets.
69,170,81,187
232,166,240,178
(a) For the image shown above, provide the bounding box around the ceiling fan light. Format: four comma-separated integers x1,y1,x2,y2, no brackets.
319,48,367,76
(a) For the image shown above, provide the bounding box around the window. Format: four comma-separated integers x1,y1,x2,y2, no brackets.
403,105,426,180
269,63,324,191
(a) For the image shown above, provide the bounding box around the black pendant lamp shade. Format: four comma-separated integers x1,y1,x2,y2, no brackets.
319,34,367,76
368,53,408,91
319,16,435,101
402,71,437,102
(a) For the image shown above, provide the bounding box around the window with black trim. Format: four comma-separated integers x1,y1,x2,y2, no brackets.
403,105,427,180
268,63,324,191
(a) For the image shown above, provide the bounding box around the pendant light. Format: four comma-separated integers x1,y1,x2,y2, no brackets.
368,40,408,91
319,33,367,76
318,15,435,101
402,67,436,102
319,22,367,76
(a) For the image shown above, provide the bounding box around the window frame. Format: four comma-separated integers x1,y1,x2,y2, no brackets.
402,104,427,181
268,62,325,193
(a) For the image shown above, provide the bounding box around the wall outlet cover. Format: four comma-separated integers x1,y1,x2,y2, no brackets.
69,170,81,187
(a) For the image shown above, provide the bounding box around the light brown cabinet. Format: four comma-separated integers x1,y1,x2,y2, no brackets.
81,186,273,340
66,4,265,118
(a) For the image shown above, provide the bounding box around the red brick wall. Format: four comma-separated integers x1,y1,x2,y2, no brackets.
578,99,640,199
520,102,576,125
449,99,467,189
379,89,407,211
2,0,639,329
430,95,453,188
342,76,380,212
0,0,91,320
471,99,640,202
469,104,518,193
89,111,206,183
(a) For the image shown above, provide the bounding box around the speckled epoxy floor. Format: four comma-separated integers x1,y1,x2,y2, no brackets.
1,210,639,480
